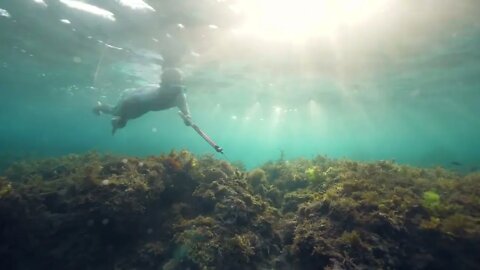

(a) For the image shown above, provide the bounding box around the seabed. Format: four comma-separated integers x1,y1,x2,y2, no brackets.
1,151,479,270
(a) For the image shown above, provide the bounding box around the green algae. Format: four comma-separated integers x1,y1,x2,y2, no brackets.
0,177,12,198
422,190,441,211
0,152,479,270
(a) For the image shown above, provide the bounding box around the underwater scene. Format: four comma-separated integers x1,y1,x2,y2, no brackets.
1,0,480,269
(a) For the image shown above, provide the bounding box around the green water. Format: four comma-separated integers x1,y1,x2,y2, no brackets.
1,0,480,170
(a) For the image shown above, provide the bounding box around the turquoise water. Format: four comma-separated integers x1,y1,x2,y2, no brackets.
1,0,480,170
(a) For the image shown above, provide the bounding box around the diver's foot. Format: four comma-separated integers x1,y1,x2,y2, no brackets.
93,106,102,116
92,101,104,115
93,102,113,116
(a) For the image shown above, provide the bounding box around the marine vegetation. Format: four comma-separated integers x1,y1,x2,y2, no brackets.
0,152,479,270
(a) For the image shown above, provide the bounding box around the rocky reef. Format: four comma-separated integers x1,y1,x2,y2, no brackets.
0,152,479,270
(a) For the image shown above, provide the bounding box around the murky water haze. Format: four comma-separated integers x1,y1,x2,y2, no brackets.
1,0,480,170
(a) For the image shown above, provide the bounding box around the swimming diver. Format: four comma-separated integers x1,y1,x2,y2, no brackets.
93,68,192,134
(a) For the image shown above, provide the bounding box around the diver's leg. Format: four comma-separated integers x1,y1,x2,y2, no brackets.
93,102,114,115
111,116,127,135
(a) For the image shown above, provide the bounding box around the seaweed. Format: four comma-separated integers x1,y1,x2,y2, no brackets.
422,190,441,211
0,152,479,270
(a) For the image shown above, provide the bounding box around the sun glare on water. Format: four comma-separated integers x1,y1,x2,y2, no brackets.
232,0,392,41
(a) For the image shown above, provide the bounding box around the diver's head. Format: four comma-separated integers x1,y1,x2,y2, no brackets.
161,68,183,86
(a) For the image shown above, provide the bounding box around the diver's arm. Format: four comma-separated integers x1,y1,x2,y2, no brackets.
177,93,192,126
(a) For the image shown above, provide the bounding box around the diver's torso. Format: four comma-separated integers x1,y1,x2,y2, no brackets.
116,85,185,119
149,84,185,111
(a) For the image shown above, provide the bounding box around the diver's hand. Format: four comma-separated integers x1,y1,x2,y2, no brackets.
178,111,192,126
183,115,192,126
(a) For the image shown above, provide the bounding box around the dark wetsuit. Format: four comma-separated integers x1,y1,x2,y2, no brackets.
113,84,190,120
94,83,191,134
